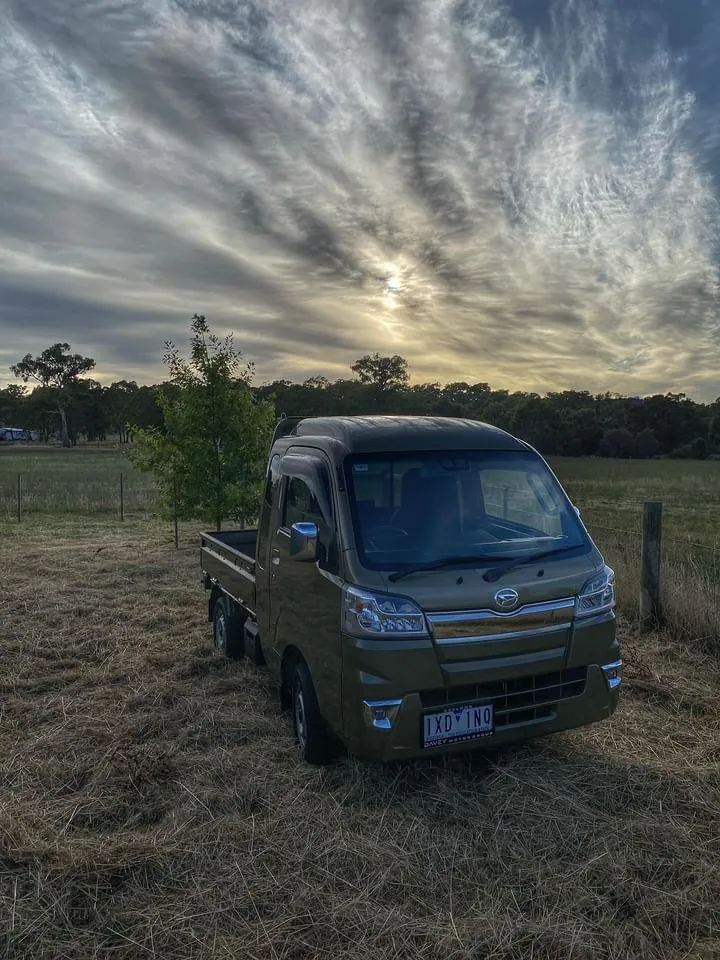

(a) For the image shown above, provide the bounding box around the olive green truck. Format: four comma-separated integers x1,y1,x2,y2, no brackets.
200,415,622,764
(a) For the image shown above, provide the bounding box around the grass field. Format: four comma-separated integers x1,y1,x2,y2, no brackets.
552,457,720,549
548,458,720,647
0,446,156,518
1,516,719,959
2,445,719,542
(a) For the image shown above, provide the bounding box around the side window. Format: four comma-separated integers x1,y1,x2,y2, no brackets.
281,468,339,572
283,476,325,529
264,454,282,506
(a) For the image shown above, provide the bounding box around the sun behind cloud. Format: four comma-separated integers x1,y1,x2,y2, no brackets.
0,0,718,399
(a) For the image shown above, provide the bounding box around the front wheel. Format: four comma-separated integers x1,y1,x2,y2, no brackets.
291,661,339,766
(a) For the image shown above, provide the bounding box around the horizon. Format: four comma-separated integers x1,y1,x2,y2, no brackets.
1,0,720,401
2,354,717,407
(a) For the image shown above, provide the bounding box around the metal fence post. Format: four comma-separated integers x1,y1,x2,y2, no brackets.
16,473,21,523
640,500,662,629
119,472,124,522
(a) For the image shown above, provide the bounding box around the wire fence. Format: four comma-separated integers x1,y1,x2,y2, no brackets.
588,520,720,555
1,469,717,560
1,469,156,520
1,469,718,539
1,467,718,642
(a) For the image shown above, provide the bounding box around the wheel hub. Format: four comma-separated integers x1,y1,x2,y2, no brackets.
214,610,226,653
295,689,307,748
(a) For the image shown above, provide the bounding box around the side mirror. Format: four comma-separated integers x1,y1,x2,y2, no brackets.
289,521,319,562
573,504,581,517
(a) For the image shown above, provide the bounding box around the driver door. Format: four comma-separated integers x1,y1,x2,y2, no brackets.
267,453,343,730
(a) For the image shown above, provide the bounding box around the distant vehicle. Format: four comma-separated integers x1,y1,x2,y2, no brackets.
200,415,622,765
0,427,38,442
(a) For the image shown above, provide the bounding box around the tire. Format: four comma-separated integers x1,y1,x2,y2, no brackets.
212,595,245,660
291,660,339,765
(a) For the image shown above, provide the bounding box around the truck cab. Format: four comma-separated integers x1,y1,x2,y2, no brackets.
201,415,621,764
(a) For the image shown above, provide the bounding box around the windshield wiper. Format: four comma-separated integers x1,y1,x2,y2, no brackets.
389,544,585,584
388,554,511,583
482,544,583,582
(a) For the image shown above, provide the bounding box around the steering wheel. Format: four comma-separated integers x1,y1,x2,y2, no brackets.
365,525,411,550
368,524,410,538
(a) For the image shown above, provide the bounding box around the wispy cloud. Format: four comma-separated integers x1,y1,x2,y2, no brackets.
0,0,718,398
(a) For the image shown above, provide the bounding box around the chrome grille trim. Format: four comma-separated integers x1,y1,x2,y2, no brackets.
427,597,575,642
434,622,571,646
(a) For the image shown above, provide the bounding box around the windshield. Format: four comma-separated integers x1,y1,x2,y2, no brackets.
345,450,590,572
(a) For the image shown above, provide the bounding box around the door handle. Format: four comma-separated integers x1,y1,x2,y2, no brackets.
271,546,280,567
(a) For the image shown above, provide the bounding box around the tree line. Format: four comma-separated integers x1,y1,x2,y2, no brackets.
2,338,719,460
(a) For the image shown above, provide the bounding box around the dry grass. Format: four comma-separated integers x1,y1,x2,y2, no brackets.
1,517,720,959
590,529,720,655
555,457,720,645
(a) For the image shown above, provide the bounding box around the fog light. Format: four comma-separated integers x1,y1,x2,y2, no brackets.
601,659,622,690
362,698,403,730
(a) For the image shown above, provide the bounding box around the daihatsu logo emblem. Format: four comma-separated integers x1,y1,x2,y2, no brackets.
494,588,519,609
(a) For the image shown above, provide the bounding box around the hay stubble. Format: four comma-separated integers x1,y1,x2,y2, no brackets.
1,518,719,959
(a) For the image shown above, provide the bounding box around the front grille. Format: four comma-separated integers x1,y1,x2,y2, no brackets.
495,704,554,728
420,666,587,728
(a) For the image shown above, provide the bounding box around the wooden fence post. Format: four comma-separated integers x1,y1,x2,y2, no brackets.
119,472,124,522
640,500,662,629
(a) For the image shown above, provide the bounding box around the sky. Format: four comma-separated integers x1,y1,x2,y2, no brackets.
1,0,719,401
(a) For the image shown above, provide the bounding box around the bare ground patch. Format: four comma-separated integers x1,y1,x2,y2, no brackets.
1,517,719,959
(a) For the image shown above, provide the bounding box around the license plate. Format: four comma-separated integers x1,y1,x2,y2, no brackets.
422,703,494,748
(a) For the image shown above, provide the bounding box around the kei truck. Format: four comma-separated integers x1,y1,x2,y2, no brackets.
200,415,622,764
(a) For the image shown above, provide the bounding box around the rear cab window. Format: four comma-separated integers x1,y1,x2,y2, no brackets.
479,468,564,538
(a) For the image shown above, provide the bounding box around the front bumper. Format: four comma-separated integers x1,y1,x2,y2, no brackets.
345,659,622,762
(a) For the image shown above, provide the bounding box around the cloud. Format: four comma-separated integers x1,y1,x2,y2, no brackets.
0,0,718,399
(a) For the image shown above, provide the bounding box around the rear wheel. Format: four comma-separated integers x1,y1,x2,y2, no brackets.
291,661,339,765
212,595,245,660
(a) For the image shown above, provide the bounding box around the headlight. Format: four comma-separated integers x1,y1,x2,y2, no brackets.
576,565,616,618
342,585,428,637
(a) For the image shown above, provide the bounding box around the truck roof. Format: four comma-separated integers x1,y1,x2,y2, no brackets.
286,415,528,455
